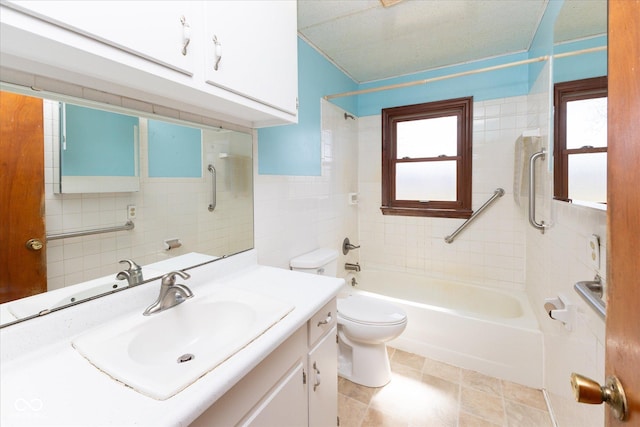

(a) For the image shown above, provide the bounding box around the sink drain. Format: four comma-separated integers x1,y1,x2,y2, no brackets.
177,353,195,363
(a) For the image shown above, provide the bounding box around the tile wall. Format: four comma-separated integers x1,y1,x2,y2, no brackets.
527,202,606,427
254,100,358,273
526,63,606,427
357,95,530,291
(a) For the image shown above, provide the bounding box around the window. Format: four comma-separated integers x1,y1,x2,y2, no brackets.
381,97,473,218
554,77,608,204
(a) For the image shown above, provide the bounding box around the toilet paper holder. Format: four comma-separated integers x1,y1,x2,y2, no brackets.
544,294,576,331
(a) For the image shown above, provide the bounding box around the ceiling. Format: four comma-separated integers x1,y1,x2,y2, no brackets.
298,0,607,83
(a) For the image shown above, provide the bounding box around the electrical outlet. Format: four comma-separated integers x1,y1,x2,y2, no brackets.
127,205,137,220
588,234,600,271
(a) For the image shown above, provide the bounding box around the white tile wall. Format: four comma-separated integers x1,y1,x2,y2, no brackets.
525,63,606,427
43,100,253,290
254,100,359,274
357,96,529,291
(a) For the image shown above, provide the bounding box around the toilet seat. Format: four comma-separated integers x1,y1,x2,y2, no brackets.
338,295,407,326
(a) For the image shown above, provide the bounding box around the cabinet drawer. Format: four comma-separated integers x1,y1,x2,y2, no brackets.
308,298,337,347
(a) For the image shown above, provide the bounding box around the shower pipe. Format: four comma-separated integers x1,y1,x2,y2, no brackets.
444,188,505,244
529,149,548,233
208,164,217,212
324,46,607,100
46,221,134,241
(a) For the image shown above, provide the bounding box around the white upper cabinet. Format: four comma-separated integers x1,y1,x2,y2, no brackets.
204,1,298,115
4,1,198,76
0,1,298,127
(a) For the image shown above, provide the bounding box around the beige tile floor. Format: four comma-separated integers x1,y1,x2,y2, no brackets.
338,348,553,427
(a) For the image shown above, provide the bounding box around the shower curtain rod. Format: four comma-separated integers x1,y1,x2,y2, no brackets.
324,46,607,100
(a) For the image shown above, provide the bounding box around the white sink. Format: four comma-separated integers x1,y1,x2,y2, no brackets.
72,287,294,400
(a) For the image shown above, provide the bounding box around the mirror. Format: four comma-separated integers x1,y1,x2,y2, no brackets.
553,0,607,208
59,102,141,193
0,86,254,326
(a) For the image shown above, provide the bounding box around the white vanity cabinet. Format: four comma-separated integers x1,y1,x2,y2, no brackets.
203,0,298,115
3,0,198,76
192,299,338,427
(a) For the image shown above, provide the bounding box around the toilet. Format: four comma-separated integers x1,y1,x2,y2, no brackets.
290,248,407,388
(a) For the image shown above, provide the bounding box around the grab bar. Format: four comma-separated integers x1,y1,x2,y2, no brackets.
529,149,548,233
444,188,505,244
574,275,606,320
208,164,216,212
46,221,134,241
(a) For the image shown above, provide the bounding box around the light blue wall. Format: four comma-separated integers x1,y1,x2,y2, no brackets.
357,52,531,117
148,120,202,178
257,38,357,176
554,36,607,83
62,104,138,177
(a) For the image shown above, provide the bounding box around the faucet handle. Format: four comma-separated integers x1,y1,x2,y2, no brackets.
119,259,141,271
161,270,191,286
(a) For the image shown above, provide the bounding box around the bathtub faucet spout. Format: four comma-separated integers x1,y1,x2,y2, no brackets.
345,262,361,272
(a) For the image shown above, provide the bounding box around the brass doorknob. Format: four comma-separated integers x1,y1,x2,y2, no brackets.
25,239,43,251
571,373,628,421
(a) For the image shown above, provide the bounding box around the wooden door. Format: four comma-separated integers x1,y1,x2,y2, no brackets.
606,0,640,425
0,91,47,303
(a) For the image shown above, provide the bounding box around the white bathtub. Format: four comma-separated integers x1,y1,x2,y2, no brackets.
346,270,543,388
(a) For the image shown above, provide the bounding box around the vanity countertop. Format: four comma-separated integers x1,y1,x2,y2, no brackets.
0,250,344,426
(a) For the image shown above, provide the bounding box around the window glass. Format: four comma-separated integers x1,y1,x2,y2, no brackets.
566,97,607,149
396,116,458,158
381,97,472,218
396,161,457,201
568,153,607,203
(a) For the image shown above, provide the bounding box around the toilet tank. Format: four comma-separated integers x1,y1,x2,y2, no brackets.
290,248,339,277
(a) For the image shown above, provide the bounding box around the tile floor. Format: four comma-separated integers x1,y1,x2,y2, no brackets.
338,348,553,427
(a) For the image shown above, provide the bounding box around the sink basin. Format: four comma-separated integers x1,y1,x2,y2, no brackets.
72,288,294,400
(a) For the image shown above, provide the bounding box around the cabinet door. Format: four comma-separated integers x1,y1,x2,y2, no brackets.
203,1,298,115
4,0,198,75
244,362,308,427
308,326,338,427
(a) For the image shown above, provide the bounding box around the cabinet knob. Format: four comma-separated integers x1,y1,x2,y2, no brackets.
317,312,332,327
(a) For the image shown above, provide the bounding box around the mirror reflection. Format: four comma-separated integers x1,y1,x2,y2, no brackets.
553,0,607,207
0,87,254,326
59,102,141,193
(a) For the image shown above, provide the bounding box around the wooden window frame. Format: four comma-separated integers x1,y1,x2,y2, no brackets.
381,97,473,219
553,76,608,202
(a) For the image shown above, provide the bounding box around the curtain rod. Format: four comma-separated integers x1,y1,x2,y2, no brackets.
324,46,607,100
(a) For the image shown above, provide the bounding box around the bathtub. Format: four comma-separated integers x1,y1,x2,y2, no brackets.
345,270,543,389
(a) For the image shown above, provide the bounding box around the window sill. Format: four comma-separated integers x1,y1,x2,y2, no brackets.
380,206,472,219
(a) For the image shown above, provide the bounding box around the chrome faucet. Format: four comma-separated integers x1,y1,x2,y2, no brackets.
116,259,144,286
143,271,194,316
345,262,361,272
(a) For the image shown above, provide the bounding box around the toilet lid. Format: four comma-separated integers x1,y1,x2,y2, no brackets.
338,295,407,326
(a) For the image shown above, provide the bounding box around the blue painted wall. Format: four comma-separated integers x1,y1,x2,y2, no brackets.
357,52,531,117
554,36,607,83
257,38,357,176
62,104,138,176
148,120,202,178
